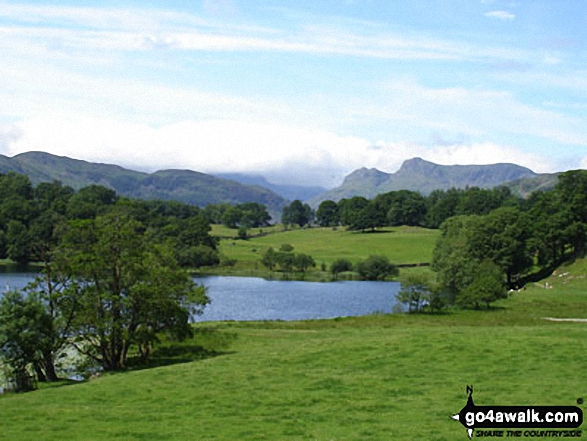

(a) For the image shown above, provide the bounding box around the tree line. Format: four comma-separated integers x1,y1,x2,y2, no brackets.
0,172,219,391
284,186,519,231
414,170,587,312
0,172,219,268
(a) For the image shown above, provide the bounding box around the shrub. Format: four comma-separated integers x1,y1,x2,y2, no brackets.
357,255,398,281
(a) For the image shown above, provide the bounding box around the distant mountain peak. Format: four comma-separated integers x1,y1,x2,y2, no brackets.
308,157,543,207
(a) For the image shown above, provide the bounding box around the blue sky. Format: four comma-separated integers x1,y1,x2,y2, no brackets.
0,0,586,187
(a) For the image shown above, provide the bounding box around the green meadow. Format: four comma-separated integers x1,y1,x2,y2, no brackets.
1,257,586,440
211,225,439,278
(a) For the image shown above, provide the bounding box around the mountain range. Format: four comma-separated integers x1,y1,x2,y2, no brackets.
308,158,558,206
0,152,288,216
0,152,559,213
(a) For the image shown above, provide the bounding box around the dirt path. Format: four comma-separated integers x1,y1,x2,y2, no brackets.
542,317,587,323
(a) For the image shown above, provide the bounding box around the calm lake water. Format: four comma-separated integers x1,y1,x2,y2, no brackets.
0,273,400,322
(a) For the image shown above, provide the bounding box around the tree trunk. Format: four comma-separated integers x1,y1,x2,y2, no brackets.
34,363,47,383
43,353,60,382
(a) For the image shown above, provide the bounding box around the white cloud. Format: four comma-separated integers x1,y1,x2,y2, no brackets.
367,81,587,147
0,3,532,63
2,115,555,188
542,55,561,65
484,10,516,20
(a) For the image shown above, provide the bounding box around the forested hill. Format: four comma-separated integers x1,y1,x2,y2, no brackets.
0,152,287,213
309,157,550,205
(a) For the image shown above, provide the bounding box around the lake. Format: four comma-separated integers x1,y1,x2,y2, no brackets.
0,273,400,322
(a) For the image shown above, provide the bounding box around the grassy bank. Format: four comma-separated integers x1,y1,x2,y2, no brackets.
210,225,439,280
1,258,586,440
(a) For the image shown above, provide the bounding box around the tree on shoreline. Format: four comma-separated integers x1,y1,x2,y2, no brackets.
55,210,209,371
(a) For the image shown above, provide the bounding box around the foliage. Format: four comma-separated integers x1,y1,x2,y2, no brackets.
0,291,55,391
330,258,353,279
350,201,385,232
374,190,427,227
282,200,314,227
0,151,289,214
395,273,438,313
456,260,506,309
293,253,315,273
55,210,210,371
3,260,587,439
356,255,398,281
316,200,340,227
260,247,279,271
338,196,369,227
279,243,294,252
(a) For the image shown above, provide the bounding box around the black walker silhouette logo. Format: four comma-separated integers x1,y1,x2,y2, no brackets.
452,386,583,439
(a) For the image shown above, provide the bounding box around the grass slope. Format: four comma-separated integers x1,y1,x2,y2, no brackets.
215,226,438,275
1,259,586,440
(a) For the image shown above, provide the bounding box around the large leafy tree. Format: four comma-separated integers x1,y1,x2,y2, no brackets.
282,200,314,227
56,209,209,371
456,260,506,310
316,200,340,227
465,207,532,286
351,201,385,232
338,196,369,227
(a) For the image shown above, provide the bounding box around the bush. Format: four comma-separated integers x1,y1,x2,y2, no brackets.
357,255,398,281
330,258,353,279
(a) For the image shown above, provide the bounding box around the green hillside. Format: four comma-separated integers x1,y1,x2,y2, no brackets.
215,225,438,276
0,152,287,214
1,257,586,440
505,173,560,198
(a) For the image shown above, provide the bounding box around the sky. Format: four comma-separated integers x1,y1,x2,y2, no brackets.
0,0,586,188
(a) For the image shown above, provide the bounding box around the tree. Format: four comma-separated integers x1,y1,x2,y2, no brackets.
431,216,479,302
173,214,218,268
330,258,353,280
275,252,296,273
238,203,271,228
260,247,279,271
0,291,56,391
351,201,385,232
221,206,242,229
6,220,31,265
55,210,209,371
282,200,313,227
316,200,340,227
456,260,506,309
34,181,74,215
356,255,398,281
396,273,433,313
338,196,369,227
465,207,532,286
386,190,427,226
66,185,118,219
294,253,316,274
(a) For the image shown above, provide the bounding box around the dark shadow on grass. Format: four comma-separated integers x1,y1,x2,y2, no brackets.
37,379,86,390
125,328,238,372
350,229,395,234
125,345,234,372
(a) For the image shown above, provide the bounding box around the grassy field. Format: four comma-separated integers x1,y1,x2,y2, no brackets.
211,225,439,279
1,258,586,440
